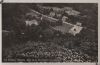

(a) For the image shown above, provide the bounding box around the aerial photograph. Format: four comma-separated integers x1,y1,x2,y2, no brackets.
2,3,98,62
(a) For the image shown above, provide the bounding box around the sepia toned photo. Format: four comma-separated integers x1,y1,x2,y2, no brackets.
2,3,98,62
